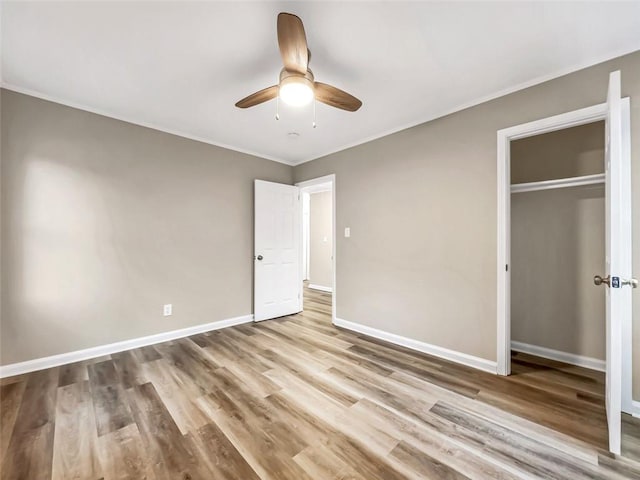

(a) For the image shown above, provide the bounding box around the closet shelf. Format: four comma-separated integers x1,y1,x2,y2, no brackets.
511,173,605,194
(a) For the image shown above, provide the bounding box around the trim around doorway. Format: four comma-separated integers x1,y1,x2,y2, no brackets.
296,174,337,325
496,99,633,415
496,102,608,377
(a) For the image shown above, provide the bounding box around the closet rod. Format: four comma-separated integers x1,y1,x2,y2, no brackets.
511,173,605,194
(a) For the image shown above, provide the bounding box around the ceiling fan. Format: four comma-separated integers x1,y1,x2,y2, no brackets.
235,12,362,112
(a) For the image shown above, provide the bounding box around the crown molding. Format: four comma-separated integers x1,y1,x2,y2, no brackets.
291,45,640,166
3,45,638,167
0,82,295,167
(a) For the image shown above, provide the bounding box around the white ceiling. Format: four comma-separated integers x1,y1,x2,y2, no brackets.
3,2,640,165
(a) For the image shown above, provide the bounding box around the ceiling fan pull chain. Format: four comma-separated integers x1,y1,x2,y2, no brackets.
275,87,280,120
312,97,317,128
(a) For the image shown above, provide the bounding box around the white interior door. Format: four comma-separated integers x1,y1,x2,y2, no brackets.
254,180,302,321
602,70,633,455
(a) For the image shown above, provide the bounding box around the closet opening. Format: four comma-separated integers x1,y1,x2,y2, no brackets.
510,121,606,377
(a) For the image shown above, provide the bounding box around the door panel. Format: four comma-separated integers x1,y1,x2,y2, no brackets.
254,180,301,321
604,70,629,455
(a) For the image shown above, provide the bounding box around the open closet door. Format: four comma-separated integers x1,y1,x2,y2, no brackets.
599,70,633,455
254,180,302,321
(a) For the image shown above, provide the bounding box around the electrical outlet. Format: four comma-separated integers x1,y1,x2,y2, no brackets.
163,304,172,316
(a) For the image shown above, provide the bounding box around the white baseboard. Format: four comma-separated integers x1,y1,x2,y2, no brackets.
333,317,497,374
0,314,253,378
511,341,605,372
308,284,333,293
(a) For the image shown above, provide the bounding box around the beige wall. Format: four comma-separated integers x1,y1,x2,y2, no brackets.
293,50,640,398
511,121,605,184
309,191,333,289
0,89,292,365
511,186,605,359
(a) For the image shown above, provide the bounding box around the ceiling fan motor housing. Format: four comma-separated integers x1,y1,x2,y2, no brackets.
279,68,315,91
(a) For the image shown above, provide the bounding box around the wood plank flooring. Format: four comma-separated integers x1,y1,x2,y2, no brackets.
1,286,639,479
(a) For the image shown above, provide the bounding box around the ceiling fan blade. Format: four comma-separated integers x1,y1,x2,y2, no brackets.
277,13,308,74
314,82,362,112
235,85,279,108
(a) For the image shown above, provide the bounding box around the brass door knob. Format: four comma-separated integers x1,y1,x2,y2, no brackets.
594,275,610,287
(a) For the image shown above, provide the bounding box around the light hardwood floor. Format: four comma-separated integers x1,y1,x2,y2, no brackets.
1,286,639,479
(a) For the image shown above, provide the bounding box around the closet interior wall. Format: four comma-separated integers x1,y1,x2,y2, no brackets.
511,121,606,362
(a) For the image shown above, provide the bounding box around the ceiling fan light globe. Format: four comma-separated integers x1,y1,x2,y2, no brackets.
279,77,314,107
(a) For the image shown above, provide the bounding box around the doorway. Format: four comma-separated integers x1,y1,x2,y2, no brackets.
496,74,633,455
510,121,606,374
297,175,336,323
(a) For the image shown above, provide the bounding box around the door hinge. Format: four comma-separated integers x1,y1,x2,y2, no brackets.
506,264,509,272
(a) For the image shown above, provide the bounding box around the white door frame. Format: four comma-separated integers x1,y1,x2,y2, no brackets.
302,192,311,280
296,174,336,324
496,100,633,413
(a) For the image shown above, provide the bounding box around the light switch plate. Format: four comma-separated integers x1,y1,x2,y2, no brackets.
344,227,351,238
